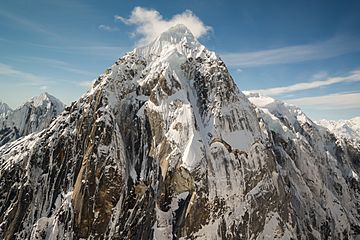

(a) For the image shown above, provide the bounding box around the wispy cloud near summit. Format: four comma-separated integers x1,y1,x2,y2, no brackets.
115,7,211,45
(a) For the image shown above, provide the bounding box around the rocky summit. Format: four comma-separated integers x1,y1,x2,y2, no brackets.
0,25,359,239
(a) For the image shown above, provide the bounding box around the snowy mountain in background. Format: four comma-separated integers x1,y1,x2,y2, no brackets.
0,92,64,146
316,117,360,141
0,102,12,119
0,25,359,239
245,92,360,239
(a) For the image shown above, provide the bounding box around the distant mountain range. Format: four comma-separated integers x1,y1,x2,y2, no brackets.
317,117,360,141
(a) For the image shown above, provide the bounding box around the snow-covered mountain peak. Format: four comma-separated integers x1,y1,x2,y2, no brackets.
29,92,63,109
30,92,51,107
316,116,360,141
2,28,360,239
0,93,65,146
96,25,261,173
243,91,276,107
157,24,195,44
133,24,216,63
0,101,12,118
245,91,312,127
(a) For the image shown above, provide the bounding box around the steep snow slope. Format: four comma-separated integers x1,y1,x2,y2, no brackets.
0,92,64,146
0,25,359,240
317,117,360,141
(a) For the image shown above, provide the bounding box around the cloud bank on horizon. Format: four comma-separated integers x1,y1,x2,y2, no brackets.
115,7,212,45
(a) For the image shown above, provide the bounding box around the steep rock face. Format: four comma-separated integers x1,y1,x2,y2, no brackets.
0,25,359,240
247,92,360,239
0,92,64,146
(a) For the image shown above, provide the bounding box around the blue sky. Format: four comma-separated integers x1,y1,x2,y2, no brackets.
0,0,359,120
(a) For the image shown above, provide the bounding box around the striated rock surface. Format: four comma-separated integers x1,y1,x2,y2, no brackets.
0,25,359,239
0,92,64,146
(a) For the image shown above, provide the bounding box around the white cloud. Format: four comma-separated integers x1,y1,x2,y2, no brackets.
0,63,49,85
286,92,360,109
115,7,211,45
40,86,48,90
77,80,93,89
98,24,119,32
221,36,360,67
250,70,360,96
